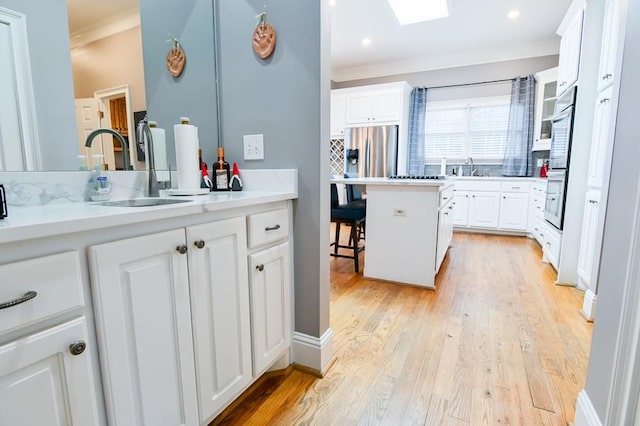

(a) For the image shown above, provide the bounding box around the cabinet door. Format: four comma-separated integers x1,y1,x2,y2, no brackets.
587,86,614,189
577,190,601,289
0,317,99,426
557,8,583,95
598,0,622,91
330,92,346,137
468,192,500,228
186,217,252,423
249,241,291,375
345,92,373,124
88,229,199,426
453,191,469,226
499,193,530,231
533,68,557,151
371,89,402,123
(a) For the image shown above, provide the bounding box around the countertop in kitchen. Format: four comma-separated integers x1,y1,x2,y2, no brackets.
331,177,452,188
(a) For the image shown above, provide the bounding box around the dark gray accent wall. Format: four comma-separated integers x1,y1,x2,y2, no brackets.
138,0,219,166
584,0,640,419
216,1,329,337
333,55,559,102
0,0,78,170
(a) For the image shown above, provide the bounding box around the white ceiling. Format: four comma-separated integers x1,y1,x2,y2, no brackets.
67,0,138,35
330,0,573,82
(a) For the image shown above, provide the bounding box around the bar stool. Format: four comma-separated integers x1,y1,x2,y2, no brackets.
330,183,366,272
344,173,366,240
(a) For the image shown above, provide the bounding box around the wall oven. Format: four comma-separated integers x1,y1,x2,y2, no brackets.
545,86,577,230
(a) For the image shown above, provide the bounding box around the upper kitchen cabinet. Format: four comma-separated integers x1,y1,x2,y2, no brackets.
533,67,558,151
341,82,411,126
597,0,624,91
556,0,585,96
330,92,347,137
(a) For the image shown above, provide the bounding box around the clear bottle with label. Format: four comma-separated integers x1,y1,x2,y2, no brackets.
87,154,111,201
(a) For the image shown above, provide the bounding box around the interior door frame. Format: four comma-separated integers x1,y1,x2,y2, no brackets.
94,85,138,170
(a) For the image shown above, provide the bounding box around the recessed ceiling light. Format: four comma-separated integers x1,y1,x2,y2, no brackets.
508,10,521,19
386,0,450,26
329,0,336,6
362,38,372,46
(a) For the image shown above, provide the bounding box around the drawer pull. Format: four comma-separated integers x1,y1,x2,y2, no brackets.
69,340,87,356
176,245,188,255
256,264,265,272
546,242,552,246
0,291,37,310
265,224,281,232
512,186,520,189
602,73,612,80
194,240,206,249
443,197,449,200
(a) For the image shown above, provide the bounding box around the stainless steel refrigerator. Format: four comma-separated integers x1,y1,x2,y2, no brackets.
344,125,398,177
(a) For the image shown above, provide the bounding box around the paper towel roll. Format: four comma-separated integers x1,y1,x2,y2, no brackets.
173,122,200,190
440,157,447,175
149,127,168,170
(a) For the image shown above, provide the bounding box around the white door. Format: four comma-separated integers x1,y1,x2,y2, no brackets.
468,192,500,228
587,86,614,189
370,89,402,123
577,190,602,289
499,193,530,231
186,217,252,423
330,92,346,137
249,241,291,375
453,191,469,226
88,229,199,426
0,317,99,426
345,92,373,124
597,0,622,91
75,98,106,169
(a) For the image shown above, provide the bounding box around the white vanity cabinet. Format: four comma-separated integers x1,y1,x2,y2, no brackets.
0,252,99,426
247,208,292,376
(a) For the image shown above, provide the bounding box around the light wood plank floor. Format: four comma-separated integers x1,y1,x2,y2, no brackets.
213,232,592,425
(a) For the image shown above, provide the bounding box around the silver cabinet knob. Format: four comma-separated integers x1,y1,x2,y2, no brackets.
69,340,86,356
194,240,205,249
176,245,188,255
256,264,265,272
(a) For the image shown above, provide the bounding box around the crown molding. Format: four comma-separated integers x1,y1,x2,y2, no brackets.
69,8,140,49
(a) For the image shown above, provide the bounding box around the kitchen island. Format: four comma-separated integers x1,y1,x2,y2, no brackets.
332,177,454,289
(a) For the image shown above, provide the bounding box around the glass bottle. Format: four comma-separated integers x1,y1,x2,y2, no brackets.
212,147,230,191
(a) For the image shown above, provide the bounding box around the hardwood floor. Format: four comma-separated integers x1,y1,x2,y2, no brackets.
212,232,592,425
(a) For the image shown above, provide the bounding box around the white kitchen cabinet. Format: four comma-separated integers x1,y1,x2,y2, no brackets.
587,86,614,189
249,241,291,375
453,190,469,226
88,229,199,426
436,200,454,273
577,190,601,289
540,220,562,270
468,192,501,229
597,0,623,91
330,92,347,137
556,3,584,96
499,192,530,231
187,218,252,423
345,89,402,125
0,317,99,426
533,67,558,151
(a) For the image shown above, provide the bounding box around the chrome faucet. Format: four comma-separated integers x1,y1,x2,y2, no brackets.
137,117,160,197
85,129,132,171
466,157,478,176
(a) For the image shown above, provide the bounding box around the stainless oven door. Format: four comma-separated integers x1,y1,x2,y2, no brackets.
549,106,573,169
545,171,566,230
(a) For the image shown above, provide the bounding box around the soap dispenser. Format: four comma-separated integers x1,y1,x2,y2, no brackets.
87,154,111,201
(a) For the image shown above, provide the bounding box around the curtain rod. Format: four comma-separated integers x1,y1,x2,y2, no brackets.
423,77,517,90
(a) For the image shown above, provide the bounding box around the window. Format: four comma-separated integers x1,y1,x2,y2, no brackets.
424,96,510,163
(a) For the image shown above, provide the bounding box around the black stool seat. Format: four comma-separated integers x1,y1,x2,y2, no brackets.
330,183,366,272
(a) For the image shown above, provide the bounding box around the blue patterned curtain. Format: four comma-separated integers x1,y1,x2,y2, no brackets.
407,88,427,175
502,76,535,176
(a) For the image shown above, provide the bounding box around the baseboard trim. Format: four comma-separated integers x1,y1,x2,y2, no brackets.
292,328,334,376
580,289,597,322
574,390,602,426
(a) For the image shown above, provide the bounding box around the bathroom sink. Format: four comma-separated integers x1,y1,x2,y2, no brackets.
96,198,192,207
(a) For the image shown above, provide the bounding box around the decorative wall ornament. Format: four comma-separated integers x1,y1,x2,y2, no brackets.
166,35,186,77
252,9,276,59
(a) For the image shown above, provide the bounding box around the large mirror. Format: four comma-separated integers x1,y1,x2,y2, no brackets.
0,0,220,171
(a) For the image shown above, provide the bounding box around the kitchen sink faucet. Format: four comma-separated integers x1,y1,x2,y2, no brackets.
466,157,478,176
85,129,132,171
137,117,160,197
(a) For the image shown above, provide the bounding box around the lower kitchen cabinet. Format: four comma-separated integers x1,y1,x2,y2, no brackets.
249,241,291,375
187,217,252,423
452,190,469,226
436,200,454,272
0,317,99,426
577,190,601,289
468,192,500,228
88,228,199,426
499,192,530,231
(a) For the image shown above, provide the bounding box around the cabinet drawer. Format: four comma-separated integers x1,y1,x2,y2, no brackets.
0,252,85,336
500,182,530,193
247,208,289,248
540,222,562,267
453,180,501,192
440,186,454,207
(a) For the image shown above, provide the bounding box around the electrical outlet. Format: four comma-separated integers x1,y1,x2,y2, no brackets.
243,134,264,160
536,158,544,167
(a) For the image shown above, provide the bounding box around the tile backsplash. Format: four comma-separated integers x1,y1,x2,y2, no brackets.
424,150,550,177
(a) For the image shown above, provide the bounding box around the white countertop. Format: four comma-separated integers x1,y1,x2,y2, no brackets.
331,177,450,188
0,190,296,245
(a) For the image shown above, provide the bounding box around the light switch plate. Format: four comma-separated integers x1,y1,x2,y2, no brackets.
243,134,264,160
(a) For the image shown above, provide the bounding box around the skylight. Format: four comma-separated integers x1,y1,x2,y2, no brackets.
386,0,450,25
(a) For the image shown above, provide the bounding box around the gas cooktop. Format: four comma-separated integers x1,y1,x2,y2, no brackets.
387,175,445,180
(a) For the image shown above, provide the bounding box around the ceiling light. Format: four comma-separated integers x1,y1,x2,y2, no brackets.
329,0,336,6
362,38,372,46
508,10,521,19
386,0,450,25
